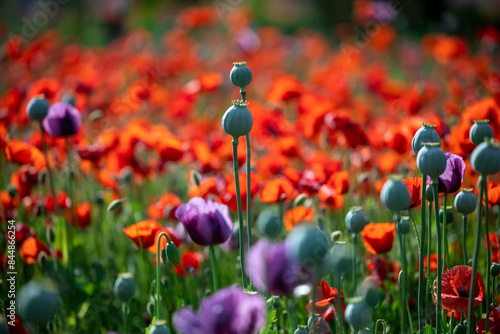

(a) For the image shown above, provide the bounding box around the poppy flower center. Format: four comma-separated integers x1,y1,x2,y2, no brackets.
457,288,469,298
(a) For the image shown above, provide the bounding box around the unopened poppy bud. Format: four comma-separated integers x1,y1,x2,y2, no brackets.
293,193,307,207
37,251,49,267
107,198,124,212
230,61,252,88
439,206,454,225
469,119,494,145
160,248,168,264
146,299,155,316
88,109,103,122
454,189,476,215
453,324,467,334
166,241,181,266
161,276,170,290
221,100,253,138
114,273,136,302
27,95,50,122
46,226,56,244
62,93,76,107
425,184,434,201
294,325,308,334
412,123,441,154
7,185,17,199
191,170,201,186
470,139,500,176
94,191,104,206
491,263,500,277
149,320,170,334
398,216,411,234
330,231,342,242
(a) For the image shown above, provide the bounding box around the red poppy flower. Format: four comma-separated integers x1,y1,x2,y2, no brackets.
284,206,314,231
435,265,485,314
325,171,349,195
402,177,423,209
15,223,35,247
75,202,91,229
267,76,303,102
477,306,500,334
157,135,184,163
307,280,346,321
361,223,396,255
488,182,500,207
148,227,182,254
4,141,46,170
174,250,204,276
123,220,161,248
259,177,296,203
317,185,344,209
44,191,71,212
147,193,182,221
485,233,500,264
221,173,259,212
10,165,38,199
20,236,51,265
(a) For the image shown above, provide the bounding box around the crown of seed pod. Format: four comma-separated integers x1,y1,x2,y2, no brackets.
470,139,500,176
230,61,252,88
221,100,253,138
454,188,476,215
380,176,411,211
469,119,494,145
27,95,50,122
149,320,170,334
416,142,447,179
439,206,454,225
412,123,441,154
114,273,136,303
345,206,368,234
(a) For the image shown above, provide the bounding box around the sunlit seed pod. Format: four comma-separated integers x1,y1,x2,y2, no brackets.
27,95,50,122
469,119,494,145
470,139,500,176
416,143,447,179
230,61,252,88
113,273,136,302
221,100,253,138
380,176,411,211
454,189,476,215
412,123,441,154
345,206,368,234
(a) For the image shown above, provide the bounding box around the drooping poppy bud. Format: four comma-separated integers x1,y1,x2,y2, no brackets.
166,241,181,266
114,273,136,303
469,119,494,145
454,189,476,215
471,139,500,176
412,123,441,154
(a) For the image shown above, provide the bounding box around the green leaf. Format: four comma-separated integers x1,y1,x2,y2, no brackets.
260,308,277,334
423,325,434,334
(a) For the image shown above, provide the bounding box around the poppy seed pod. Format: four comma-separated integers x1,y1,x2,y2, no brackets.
417,143,447,179
412,123,441,154
149,321,170,334
439,206,454,225
454,189,476,215
398,216,411,234
18,280,60,322
221,100,253,138
425,184,434,201
114,273,136,302
453,324,467,334
380,176,411,211
345,206,368,233
491,263,500,277
294,326,308,334
166,241,181,266
471,139,500,176
331,242,352,273
255,208,282,238
230,62,252,88
469,120,494,145
27,95,50,122
286,225,330,270
344,298,372,330
307,314,320,329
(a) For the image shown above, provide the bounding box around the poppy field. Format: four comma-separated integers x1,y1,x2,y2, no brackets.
1,1,500,334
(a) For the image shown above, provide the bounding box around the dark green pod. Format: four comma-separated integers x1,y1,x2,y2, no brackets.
412,123,441,154
469,119,494,145
230,62,252,88
454,189,476,215
221,101,253,138
471,139,500,176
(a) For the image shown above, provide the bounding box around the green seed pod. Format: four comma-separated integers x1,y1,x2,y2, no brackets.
471,139,500,176
221,100,253,138
294,325,309,334
345,206,368,234
331,242,352,273
62,93,76,107
88,109,103,122
469,119,494,145
230,61,252,88
113,273,136,302
160,248,168,264
412,123,441,154
166,241,181,266
255,207,282,238
454,188,476,215
307,314,320,329
398,216,411,235
149,320,170,334
439,206,454,225
344,298,372,331
453,324,467,334
417,143,447,179
380,176,411,211
286,225,330,271
18,280,60,322
491,263,500,277
107,198,124,212
7,185,17,199
27,95,50,121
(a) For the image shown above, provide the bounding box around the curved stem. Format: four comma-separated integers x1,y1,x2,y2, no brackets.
245,134,252,250
462,215,468,265
232,138,248,288
156,232,170,321
337,272,344,334
433,181,442,334
467,176,484,334
209,245,219,291
485,180,491,333
419,175,427,333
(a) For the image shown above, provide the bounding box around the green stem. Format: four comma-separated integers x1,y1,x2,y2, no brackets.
419,175,427,333
467,176,485,334
311,279,317,334
209,245,219,291
156,232,170,321
122,303,128,334
433,181,442,334
426,201,432,323
232,138,248,288
337,272,344,334
352,233,357,293
397,214,406,334
449,312,454,334
443,192,448,271
485,180,491,333
245,134,252,250
462,215,468,265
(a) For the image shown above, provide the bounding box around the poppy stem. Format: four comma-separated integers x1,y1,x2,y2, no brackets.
245,134,252,251
122,302,128,334
65,137,74,266
467,175,485,334
337,272,344,334
484,180,491,333
232,138,248,288
156,232,170,321
426,201,432,324
419,175,427,333
443,192,449,271
352,233,357,293
449,312,454,334
209,245,219,291
462,215,468,265
397,214,407,334
311,279,317,334
432,181,443,334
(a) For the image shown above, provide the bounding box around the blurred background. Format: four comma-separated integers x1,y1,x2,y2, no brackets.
1,0,500,46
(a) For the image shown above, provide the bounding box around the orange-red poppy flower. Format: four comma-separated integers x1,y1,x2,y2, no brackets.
317,185,344,209
284,206,314,231
307,280,346,321
123,220,161,248
10,165,38,199
222,173,259,212
44,191,71,212
488,182,500,206
20,236,51,265
4,140,46,170
157,135,184,162
435,265,484,314
477,306,500,334
75,202,91,229
259,177,296,203
267,76,303,103
174,250,204,276
325,171,349,195
402,177,423,209
147,193,182,221
361,222,396,255
485,233,500,264
148,227,182,254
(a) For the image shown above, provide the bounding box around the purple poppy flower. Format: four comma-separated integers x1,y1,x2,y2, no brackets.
427,153,466,193
174,286,266,334
246,239,307,296
175,197,233,246
42,102,81,137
